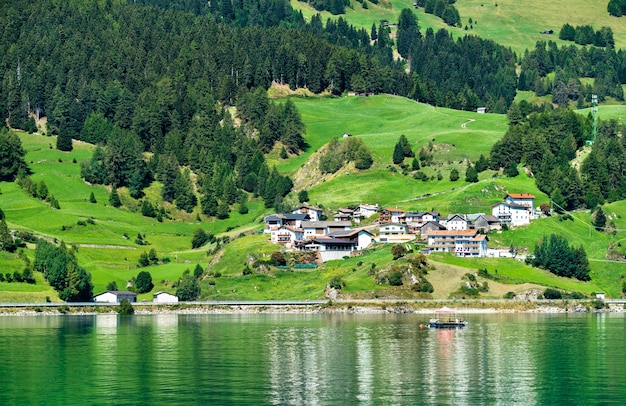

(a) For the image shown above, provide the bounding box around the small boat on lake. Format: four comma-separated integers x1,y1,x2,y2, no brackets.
427,306,467,328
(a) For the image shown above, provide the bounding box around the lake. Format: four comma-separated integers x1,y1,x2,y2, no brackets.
0,312,625,405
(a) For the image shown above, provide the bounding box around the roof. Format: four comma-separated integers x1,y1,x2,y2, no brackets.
337,208,355,214
280,225,303,233
153,291,177,297
327,229,373,238
358,204,379,210
310,236,357,245
302,221,351,228
421,221,447,230
379,222,407,227
94,290,136,297
492,202,528,209
294,204,323,212
476,214,500,223
381,208,405,213
507,193,535,199
447,214,468,221
425,229,478,237
265,213,310,221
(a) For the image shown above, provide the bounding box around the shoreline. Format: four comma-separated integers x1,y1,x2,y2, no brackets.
0,300,624,316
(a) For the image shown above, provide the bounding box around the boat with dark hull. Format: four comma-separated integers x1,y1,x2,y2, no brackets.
426,307,467,328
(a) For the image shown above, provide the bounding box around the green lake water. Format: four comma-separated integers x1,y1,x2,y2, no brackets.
1,312,625,405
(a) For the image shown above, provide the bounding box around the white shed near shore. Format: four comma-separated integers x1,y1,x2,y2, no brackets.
93,291,137,303
153,292,179,303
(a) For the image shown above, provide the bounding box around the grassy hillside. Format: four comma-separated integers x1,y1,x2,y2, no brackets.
291,0,626,55
1,93,625,301
274,94,508,209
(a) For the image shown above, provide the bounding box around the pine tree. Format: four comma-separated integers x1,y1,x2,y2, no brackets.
392,143,404,164
593,206,607,231
109,186,121,208
57,132,73,152
465,164,479,182
0,218,15,252
89,192,97,203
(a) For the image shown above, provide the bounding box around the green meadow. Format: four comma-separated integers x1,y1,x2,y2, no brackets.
276,95,508,209
291,0,626,55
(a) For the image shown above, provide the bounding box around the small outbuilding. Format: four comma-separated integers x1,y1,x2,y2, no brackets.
93,291,137,303
153,292,179,304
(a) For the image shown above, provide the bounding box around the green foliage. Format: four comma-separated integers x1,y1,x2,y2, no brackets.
543,288,562,299
0,130,27,182
329,276,346,290
89,192,97,204
191,228,209,249
176,274,201,301
449,168,459,181
320,137,374,173
593,206,607,231
391,244,407,260
0,218,15,253
117,298,135,315
531,234,591,281
194,263,204,279
388,271,403,286
465,164,478,183
134,270,154,293
106,281,118,291
34,240,93,302
109,186,121,208
298,190,309,203
56,132,73,152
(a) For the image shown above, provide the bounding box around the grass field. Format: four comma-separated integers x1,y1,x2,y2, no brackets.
275,94,508,209
291,0,626,55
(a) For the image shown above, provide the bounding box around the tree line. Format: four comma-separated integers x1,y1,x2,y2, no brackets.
489,103,626,212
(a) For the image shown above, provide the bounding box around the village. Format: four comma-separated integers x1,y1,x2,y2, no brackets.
264,193,539,262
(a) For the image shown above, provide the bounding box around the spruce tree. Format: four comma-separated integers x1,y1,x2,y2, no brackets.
109,186,121,208
593,207,607,231
56,132,73,152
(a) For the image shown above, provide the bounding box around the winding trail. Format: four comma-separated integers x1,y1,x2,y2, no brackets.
461,118,475,129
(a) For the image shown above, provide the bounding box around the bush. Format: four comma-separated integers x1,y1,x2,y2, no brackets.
117,299,135,315
329,276,346,290
503,291,515,299
391,244,407,260
388,271,403,286
543,288,562,299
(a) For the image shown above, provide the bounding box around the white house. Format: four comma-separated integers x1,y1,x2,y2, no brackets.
425,230,488,257
153,292,179,303
292,204,324,222
492,202,531,227
272,225,304,245
297,229,373,262
377,223,416,243
264,213,309,233
302,221,351,238
93,291,137,303
444,214,470,231
505,193,535,213
355,204,379,219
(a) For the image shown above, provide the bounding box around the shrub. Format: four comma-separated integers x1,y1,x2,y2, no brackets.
388,271,403,286
543,288,562,299
391,244,407,260
117,299,135,315
503,291,515,299
329,276,346,290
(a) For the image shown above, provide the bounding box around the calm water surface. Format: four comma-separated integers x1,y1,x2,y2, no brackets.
0,312,625,405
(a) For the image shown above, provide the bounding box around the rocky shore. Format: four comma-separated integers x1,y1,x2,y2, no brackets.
0,300,624,316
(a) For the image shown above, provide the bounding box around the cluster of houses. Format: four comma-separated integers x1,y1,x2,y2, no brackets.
264,194,538,262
